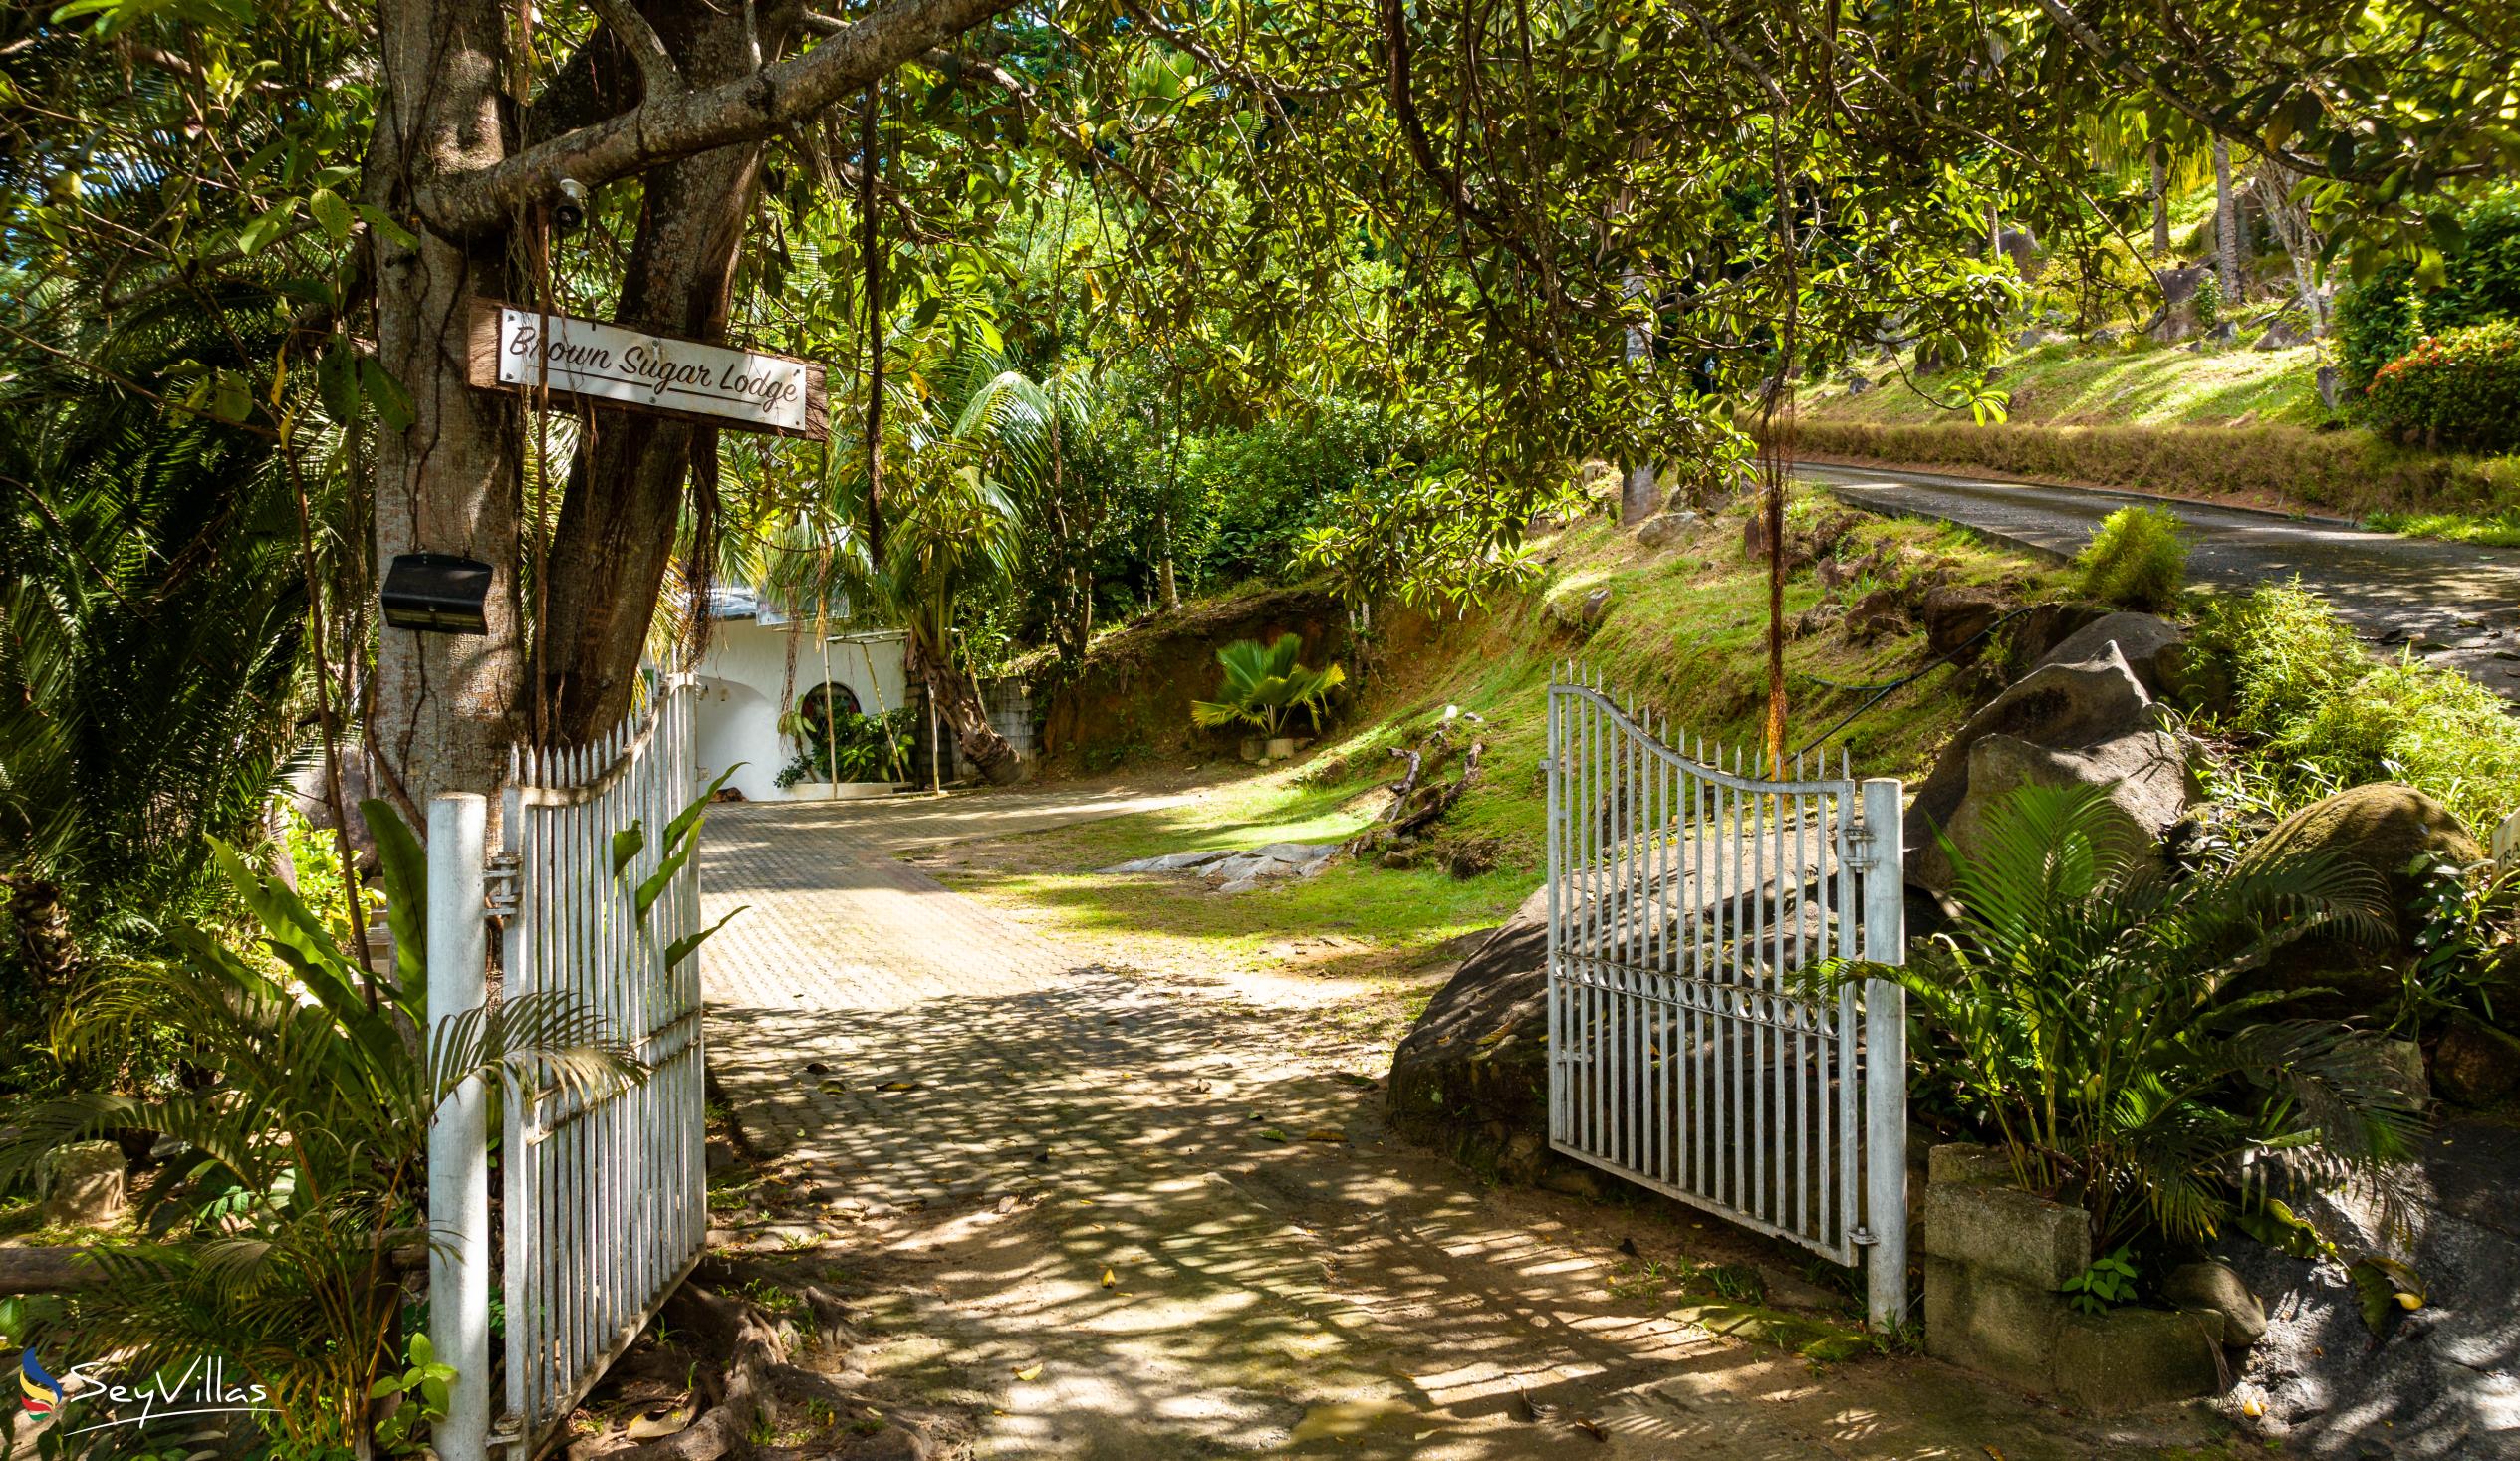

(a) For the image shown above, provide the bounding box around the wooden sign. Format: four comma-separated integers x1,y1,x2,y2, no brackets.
467,300,828,440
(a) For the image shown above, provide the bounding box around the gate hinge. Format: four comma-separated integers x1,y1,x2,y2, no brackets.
484,851,522,918
1850,1226,1879,1247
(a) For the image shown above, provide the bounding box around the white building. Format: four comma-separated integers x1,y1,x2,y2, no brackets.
691,586,912,803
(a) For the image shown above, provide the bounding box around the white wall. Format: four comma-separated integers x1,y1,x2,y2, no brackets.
692,619,911,800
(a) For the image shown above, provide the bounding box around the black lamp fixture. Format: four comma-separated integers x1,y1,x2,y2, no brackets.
380,553,493,634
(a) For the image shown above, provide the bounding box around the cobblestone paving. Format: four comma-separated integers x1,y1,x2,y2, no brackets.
699,789,2215,1460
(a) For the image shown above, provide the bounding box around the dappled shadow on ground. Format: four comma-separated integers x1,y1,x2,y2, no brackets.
708,967,2201,1460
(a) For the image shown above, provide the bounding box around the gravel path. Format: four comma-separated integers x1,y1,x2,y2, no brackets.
698,786,2218,1459
1802,461,2520,700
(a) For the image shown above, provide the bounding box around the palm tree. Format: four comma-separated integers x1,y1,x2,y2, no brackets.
0,808,640,1450
2214,138,2242,303
1874,784,2418,1254
756,344,1036,787
0,287,334,1089
1190,634,1346,739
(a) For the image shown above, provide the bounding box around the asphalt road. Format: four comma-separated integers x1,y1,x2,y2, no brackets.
1800,460,2520,701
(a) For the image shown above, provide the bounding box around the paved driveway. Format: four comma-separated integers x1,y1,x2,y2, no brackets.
1803,461,2520,699
696,788,2216,1459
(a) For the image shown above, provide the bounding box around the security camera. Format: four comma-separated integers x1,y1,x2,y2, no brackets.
552,177,590,233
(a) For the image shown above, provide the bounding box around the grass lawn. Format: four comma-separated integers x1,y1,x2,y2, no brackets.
924,489,2066,1009
1802,339,2325,429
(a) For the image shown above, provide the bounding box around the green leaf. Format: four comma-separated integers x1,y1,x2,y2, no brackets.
663,906,747,971
309,186,354,243
361,798,427,1014
612,823,647,879
407,1332,432,1367
237,202,297,256
660,764,742,858
360,357,416,431
316,342,361,423
355,201,419,250
633,838,698,922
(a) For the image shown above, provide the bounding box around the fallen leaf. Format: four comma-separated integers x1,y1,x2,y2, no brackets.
1617,1237,1639,1258
1301,1128,1347,1142
1571,1417,1608,1441
804,1061,831,1075
1259,1128,1293,1142
1014,1364,1044,1382
819,1079,848,1094
1101,1267,1119,1289
879,1080,920,1094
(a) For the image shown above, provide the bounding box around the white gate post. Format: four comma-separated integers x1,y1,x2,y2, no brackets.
426,793,492,1461
1859,778,1909,1332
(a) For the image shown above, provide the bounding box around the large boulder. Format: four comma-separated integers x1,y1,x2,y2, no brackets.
1921,585,2008,661
38,1140,126,1227
2239,784,2482,1010
1909,645,2158,853
1999,600,2113,679
2222,1114,2520,1457
1386,887,1563,1185
2032,611,2188,698
1918,730,2192,893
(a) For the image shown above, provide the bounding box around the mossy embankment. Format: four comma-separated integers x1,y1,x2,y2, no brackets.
1792,340,2520,525
943,493,2067,993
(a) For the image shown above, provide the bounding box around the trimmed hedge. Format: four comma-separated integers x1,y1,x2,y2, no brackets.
2366,322,2520,454
1788,419,2520,518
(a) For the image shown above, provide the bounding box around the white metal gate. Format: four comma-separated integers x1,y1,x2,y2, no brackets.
1545,666,1910,1325
494,678,709,1455
422,677,711,1461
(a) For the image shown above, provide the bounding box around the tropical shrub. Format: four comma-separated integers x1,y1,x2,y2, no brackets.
1876,784,2418,1256
0,803,645,1452
2189,270,2221,333
2365,322,2520,453
1182,404,1407,589
1189,634,1346,738
2075,504,2187,609
2425,187,2520,333
2184,582,2520,831
2335,265,2426,394
777,708,915,788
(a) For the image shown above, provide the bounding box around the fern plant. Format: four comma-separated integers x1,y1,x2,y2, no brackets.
1877,784,2422,1254
0,802,643,1452
1188,634,1347,738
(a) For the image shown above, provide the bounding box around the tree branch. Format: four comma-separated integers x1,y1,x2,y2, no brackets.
420,0,1022,236
2029,0,2490,186
584,0,683,99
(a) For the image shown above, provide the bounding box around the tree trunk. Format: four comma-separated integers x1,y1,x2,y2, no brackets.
906,631,1020,785
2148,142,2169,258
2254,160,2326,336
1618,273,1656,527
370,0,526,809
3,874,77,991
2214,139,2241,300
534,1,797,746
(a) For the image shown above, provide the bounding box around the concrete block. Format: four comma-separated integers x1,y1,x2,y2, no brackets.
1926,1141,2017,1186
1918,1180,2091,1291
2050,1306,2225,1412
1927,1258,2066,1380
